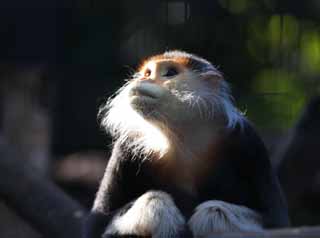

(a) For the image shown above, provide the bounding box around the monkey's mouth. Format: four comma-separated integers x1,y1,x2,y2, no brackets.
130,86,158,99
129,86,158,113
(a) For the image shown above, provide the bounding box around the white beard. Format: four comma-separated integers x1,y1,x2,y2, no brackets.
100,81,170,160
100,79,244,160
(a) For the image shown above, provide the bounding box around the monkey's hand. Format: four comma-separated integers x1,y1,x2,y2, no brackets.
102,191,187,238
130,81,192,125
188,200,263,236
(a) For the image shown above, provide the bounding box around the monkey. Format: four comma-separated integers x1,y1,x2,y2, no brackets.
84,50,290,238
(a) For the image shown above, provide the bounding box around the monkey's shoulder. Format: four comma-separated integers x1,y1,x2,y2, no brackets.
219,119,271,170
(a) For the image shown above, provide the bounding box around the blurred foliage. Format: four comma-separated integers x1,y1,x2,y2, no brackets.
301,30,320,74
218,0,320,131
250,69,306,129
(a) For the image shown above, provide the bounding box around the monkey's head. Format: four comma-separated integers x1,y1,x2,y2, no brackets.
100,51,243,158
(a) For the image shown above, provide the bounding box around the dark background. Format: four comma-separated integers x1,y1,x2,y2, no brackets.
0,0,320,236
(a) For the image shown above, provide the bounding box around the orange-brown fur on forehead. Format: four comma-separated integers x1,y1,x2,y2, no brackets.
137,51,221,77
138,55,191,72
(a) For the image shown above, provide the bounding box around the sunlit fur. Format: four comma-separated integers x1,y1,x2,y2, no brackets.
103,191,185,238
99,50,244,160
100,81,170,159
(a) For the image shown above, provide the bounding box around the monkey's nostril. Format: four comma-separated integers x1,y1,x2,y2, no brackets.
138,77,151,82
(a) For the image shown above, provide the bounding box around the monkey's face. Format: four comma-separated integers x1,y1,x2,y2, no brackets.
101,51,242,157
130,60,192,124
128,59,223,128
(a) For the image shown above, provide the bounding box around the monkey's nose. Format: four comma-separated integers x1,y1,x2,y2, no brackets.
138,78,151,84
140,77,164,86
139,77,154,82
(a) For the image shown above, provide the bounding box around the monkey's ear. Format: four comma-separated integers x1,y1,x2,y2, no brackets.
199,70,223,81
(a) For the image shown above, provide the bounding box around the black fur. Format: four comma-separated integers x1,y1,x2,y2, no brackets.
84,121,289,238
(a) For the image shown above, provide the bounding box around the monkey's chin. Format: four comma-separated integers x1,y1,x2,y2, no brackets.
130,95,158,116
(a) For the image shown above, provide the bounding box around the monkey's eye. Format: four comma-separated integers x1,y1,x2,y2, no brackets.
163,67,178,78
144,69,151,77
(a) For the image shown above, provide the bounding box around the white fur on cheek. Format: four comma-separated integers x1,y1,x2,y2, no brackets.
188,200,263,236
170,76,244,129
100,81,170,159
216,80,245,128
103,191,186,238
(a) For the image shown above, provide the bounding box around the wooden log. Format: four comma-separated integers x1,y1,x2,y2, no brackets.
207,226,320,238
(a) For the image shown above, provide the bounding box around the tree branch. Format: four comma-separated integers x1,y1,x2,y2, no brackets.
0,142,87,238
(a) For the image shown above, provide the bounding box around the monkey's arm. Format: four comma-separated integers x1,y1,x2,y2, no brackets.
191,121,289,235
252,143,290,227
236,121,290,228
84,142,136,238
